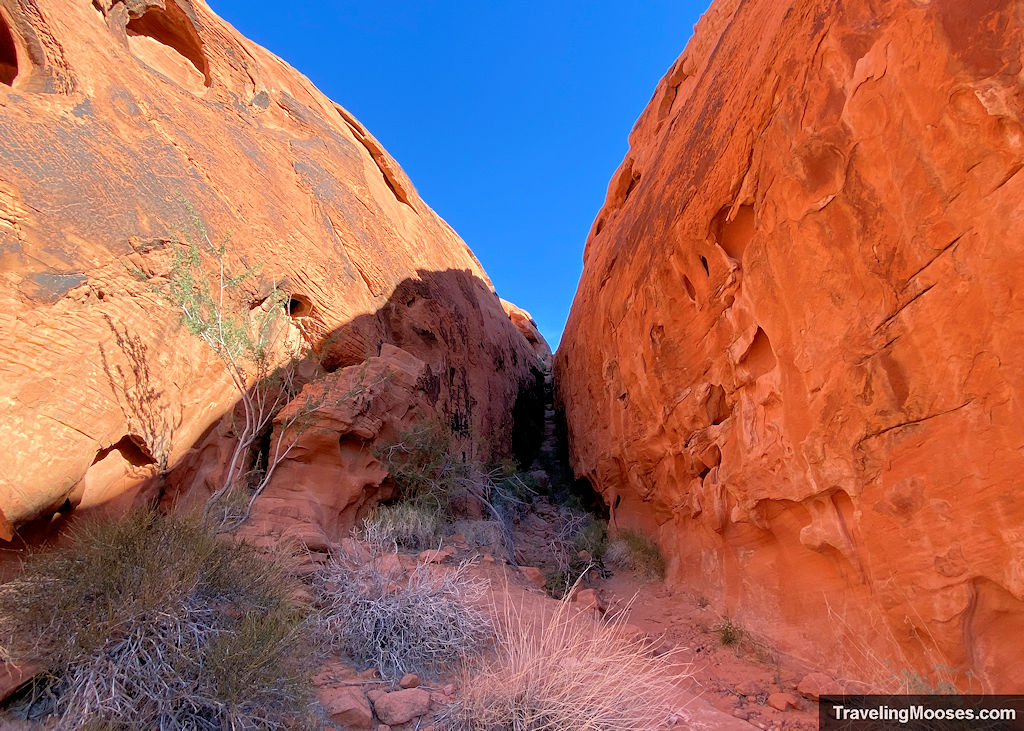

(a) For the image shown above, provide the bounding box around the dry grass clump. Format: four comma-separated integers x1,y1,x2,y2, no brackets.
443,593,686,730
604,530,665,580
315,549,492,680
0,510,314,730
358,498,448,551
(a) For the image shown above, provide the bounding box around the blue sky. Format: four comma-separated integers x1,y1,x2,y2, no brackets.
210,1,708,348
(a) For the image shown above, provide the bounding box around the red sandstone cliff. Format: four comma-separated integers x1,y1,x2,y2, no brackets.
0,0,544,542
556,0,1024,692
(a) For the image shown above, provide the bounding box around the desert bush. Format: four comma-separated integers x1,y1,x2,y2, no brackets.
572,515,608,559
357,498,448,551
374,418,467,504
443,592,686,730
715,616,744,646
373,419,537,556
452,519,513,558
604,530,665,580
141,211,326,533
542,511,607,599
0,510,314,730
315,549,492,680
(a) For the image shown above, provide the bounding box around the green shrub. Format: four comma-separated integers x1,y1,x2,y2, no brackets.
374,418,466,505
604,530,665,580
538,512,607,599
315,549,492,680
372,419,537,558
0,510,314,729
573,516,608,559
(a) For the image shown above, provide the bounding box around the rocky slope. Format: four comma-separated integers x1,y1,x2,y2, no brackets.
556,0,1024,692
0,0,543,542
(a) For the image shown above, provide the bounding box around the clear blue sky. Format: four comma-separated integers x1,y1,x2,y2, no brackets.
210,1,708,348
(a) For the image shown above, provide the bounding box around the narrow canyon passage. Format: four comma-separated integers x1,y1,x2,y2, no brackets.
1,0,1022,726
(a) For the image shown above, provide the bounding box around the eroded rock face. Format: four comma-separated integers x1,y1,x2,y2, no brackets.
0,0,542,539
557,0,1024,692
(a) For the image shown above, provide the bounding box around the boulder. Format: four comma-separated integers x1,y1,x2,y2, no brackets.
318,685,373,729
519,565,548,590
767,692,799,711
371,688,431,726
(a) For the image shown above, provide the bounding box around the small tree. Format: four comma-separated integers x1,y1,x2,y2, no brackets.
153,211,315,531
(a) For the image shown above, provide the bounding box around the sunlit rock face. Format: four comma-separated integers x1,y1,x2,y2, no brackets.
0,0,543,541
556,0,1024,692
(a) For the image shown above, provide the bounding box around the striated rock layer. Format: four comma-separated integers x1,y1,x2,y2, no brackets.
0,0,544,541
556,0,1024,691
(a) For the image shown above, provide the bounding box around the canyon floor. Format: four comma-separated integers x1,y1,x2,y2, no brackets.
297,382,827,730
299,493,824,730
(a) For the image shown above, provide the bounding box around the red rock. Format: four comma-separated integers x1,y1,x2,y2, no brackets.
371,688,430,726
556,0,1024,692
501,299,552,369
519,565,547,590
0,0,543,542
317,685,373,729
398,673,420,689
797,673,845,701
572,588,605,613
767,692,799,711
0,662,36,703
418,546,457,564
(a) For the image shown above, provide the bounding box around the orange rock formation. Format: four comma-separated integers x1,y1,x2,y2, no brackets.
0,0,544,542
556,0,1024,692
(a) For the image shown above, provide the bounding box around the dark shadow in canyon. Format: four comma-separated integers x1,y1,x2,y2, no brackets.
1,267,548,554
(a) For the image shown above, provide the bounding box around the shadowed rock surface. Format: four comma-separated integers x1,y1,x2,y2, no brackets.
0,0,544,540
556,0,1024,692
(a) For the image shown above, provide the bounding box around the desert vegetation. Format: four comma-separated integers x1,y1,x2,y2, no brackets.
442,591,685,730
604,529,665,580
314,547,492,680
141,212,330,533
0,510,313,729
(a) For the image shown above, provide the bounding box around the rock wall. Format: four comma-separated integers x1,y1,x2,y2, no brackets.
0,0,543,541
556,0,1024,692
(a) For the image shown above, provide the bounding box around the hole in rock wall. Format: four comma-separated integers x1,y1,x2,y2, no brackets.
93,434,157,467
742,327,777,380
705,384,730,425
712,204,755,261
126,1,210,90
285,293,312,318
0,13,18,86
700,255,710,277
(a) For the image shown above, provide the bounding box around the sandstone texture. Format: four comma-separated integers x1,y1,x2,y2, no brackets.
556,0,1024,691
0,0,544,540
